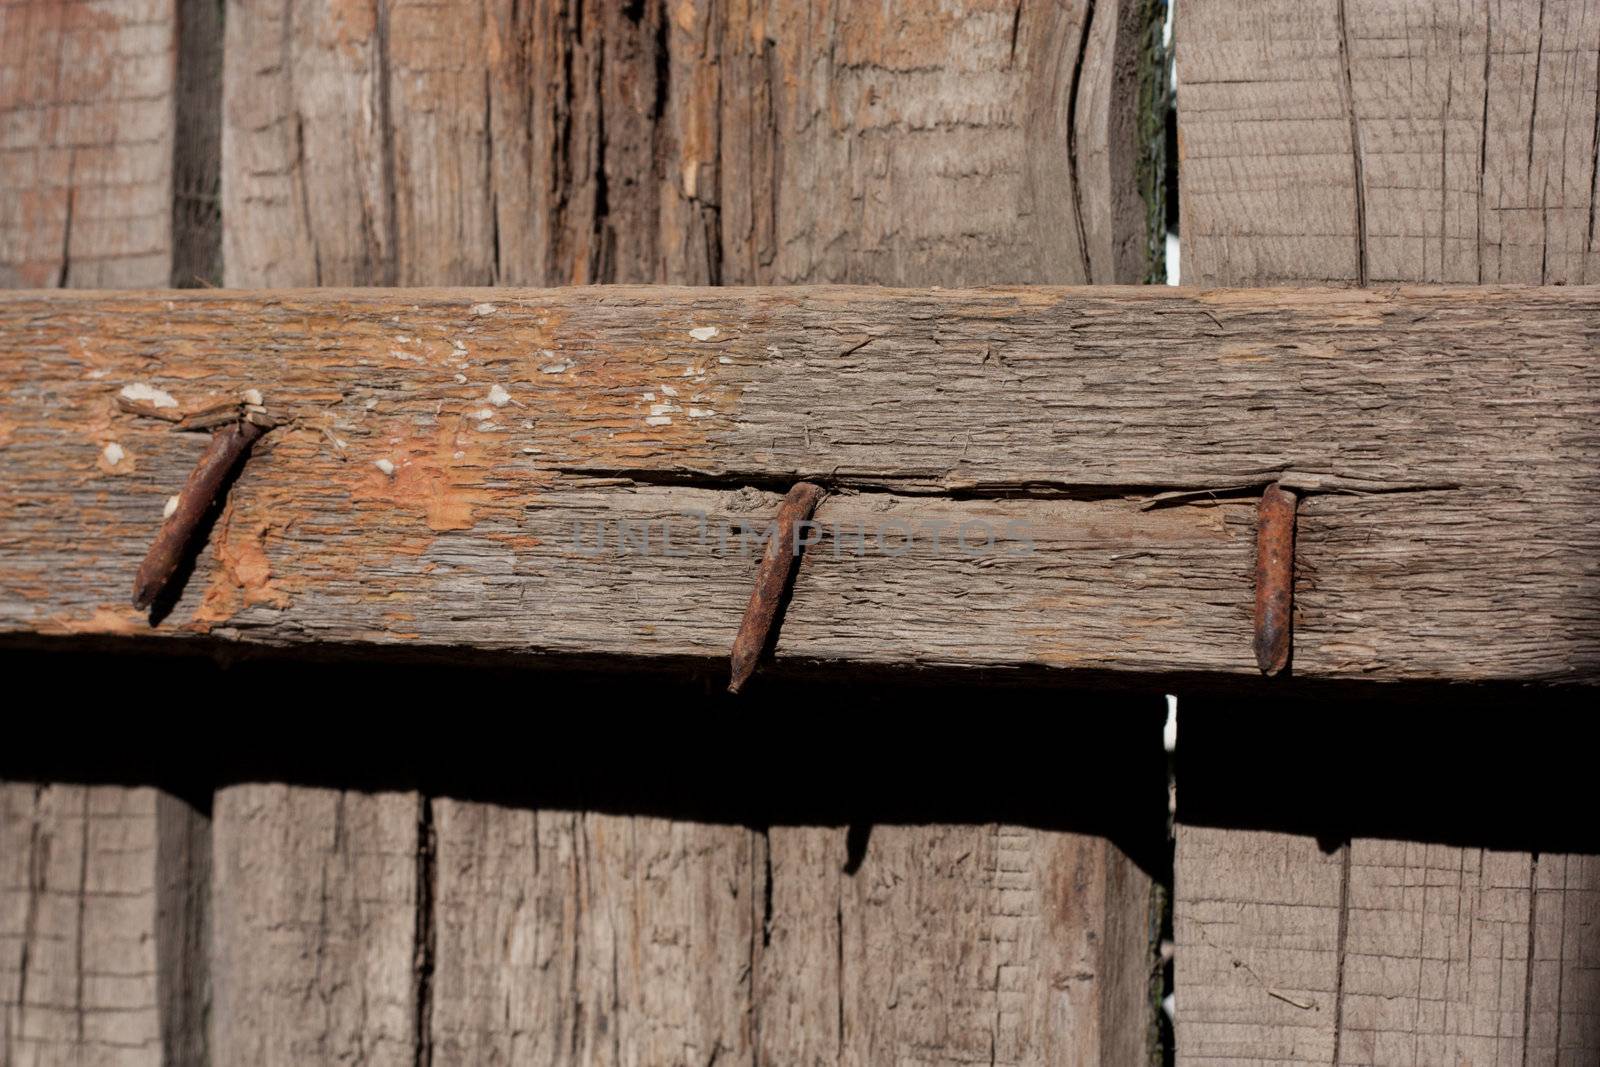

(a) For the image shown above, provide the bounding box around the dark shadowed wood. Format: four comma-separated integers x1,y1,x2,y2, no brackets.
1174,4,1600,1061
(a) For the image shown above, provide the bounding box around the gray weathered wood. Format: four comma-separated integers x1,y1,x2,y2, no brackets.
760,825,1155,1067
0,0,179,288
208,785,419,1067
429,801,760,1066
222,0,1165,289
1179,0,1600,286
0,783,208,1067
1174,3,1600,1061
0,284,1596,684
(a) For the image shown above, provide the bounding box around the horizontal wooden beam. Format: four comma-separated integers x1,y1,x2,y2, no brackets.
1,285,1596,683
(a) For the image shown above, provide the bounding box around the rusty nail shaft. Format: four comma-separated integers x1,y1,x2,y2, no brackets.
1253,482,1298,676
728,481,826,694
133,419,266,610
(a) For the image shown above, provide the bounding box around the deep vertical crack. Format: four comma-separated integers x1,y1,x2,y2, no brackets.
1064,0,1097,282
375,0,401,285
1328,841,1353,1061
412,795,436,1067
1336,0,1369,285
1521,853,1540,1066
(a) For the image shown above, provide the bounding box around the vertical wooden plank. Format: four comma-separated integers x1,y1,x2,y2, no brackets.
222,0,393,286
429,801,760,1067
718,0,1162,286
0,784,206,1067
209,785,419,1067
1338,844,1536,1066
1179,0,1600,286
1172,828,1343,1065
0,0,178,287
759,824,1155,1067
1175,3,1600,1062
1527,854,1600,1066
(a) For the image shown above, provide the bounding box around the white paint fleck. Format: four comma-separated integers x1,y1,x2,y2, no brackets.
365,398,379,410
642,392,656,402
120,383,178,408
101,442,125,466
540,359,574,374
472,303,498,317
645,415,673,426
454,374,468,383
689,326,719,341
487,384,512,407
87,369,109,379
453,340,469,353
521,447,542,454
453,451,466,460
470,407,497,421
395,335,412,343
522,420,534,429
719,356,733,364
660,385,678,396
688,407,716,418
163,495,180,519
241,388,264,406
649,403,680,416
374,458,396,476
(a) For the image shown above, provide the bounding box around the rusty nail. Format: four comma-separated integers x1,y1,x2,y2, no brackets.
133,419,267,610
728,481,826,694
1253,482,1298,676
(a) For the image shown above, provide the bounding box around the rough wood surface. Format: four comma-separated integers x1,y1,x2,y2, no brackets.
0,783,207,1067
221,0,1165,288
429,802,759,1066
0,284,1596,683
209,785,419,1067
1174,5,1600,1059
0,0,178,288
760,825,1154,1067
1178,0,1600,286
204,5,1171,1064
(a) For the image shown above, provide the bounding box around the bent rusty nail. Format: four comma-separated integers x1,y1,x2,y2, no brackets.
1253,482,1298,676
133,419,267,610
729,481,826,694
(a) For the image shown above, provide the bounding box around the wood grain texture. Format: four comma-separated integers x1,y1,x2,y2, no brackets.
0,0,178,288
1178,0,1600,287
222,0,1166,288
0,784,207,1067
210,6,1170,1063
1175,7,1600,1059
760,825,1155,1067
209,785,419,1067
429,801,760,1067
0,284,1596,683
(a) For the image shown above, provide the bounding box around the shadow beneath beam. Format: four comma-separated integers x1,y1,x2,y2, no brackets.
0,645,1174,880
1176,688,1600,855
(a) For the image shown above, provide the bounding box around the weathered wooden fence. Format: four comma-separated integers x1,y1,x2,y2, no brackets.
2,0,1597,1065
